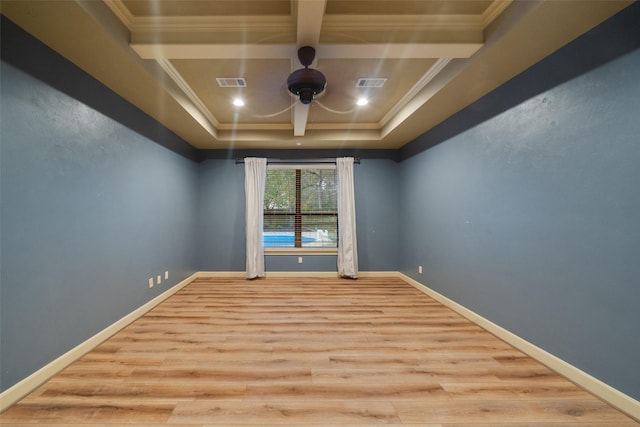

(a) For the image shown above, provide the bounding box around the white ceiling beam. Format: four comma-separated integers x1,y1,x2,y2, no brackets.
317,43,482,59
380,58,470,140
155,58,219,137
216,128,381,142
131,42,482,60
290,0,326,136
296,0,326,47
379,58,452,128
131,44,297,60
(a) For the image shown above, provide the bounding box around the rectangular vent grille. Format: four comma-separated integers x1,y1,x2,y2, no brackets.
216,78,247,88
356,78,386,88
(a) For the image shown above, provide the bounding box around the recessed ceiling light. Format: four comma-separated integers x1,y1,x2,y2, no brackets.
232,98,245,107
356,97,369,106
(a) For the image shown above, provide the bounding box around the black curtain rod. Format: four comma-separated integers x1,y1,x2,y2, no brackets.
235,157,360,164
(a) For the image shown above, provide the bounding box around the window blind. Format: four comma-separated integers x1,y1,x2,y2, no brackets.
263,167,338,248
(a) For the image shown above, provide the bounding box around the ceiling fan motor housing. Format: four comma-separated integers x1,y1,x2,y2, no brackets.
287,46,326,104
287,68,327,104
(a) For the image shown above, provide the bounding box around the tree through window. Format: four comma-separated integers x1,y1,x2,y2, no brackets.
263,166,338,248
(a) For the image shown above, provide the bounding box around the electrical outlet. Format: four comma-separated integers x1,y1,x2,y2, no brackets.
298,257,303,264
165,271,169,280
148,277,154,288
418,265,423,274
157,275,162,285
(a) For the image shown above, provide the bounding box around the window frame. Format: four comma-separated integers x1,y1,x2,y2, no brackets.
264,164,338,255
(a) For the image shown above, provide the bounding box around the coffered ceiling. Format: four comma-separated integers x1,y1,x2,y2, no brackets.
0,1,632,149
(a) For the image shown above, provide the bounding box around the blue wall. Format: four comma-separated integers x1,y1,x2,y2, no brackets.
353,159,400,271
196,159,246,271
399,47,640,399
1,36,199,391
196,158,400,272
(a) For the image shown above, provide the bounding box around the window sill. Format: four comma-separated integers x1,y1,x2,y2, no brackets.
265,248,338,256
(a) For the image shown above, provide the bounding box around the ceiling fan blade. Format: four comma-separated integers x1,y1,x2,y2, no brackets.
293,102,310,136
251,103,295,119
314,100,355,115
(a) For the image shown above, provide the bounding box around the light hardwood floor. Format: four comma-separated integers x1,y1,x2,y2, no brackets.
1,276,638,426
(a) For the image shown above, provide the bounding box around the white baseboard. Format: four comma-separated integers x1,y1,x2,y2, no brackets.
264,271,398,278
196,271,398,278
266,271,339,278
0,272,199,413
399,273,640,422
196,271,247,278
197,271,340,279
2,270,638,422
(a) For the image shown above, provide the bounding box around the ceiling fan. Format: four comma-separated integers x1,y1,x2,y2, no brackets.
251,45,357,119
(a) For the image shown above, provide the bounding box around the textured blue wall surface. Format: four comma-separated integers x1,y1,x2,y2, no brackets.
196,159,246,271
399,48,640,399
196,158,400,272
0,62,199,392
353,159,400,271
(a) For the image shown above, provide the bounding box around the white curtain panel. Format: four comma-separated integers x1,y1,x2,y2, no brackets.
244,157,267,279
337,157,358,278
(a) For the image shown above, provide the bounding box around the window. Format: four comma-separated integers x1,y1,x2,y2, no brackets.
263,165,337,249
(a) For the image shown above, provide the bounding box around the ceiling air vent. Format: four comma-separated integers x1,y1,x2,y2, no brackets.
356,78,387,88
216,78,247,88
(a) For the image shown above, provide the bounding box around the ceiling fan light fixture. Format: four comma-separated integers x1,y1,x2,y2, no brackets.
357,97,369,106
297,87,316,104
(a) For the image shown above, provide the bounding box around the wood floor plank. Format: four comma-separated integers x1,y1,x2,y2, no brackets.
311,366,502,384
32,381,246,401
439,424,639,427
169,399,401,424
243,383,449,401
394,399,634,424
0,401,174,423
441,382,593,399
1,276,637,425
